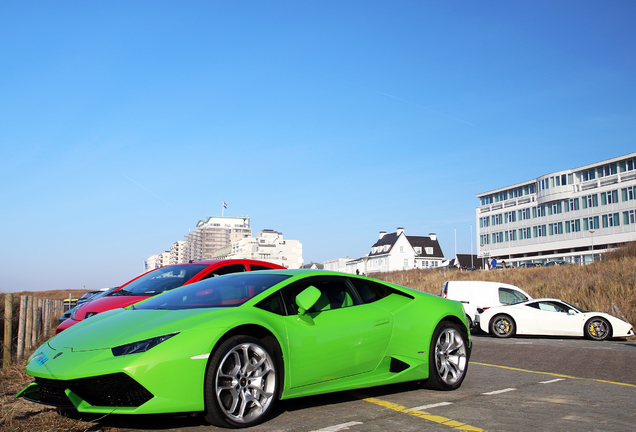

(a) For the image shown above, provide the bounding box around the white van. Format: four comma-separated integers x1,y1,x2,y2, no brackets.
441,281,532,327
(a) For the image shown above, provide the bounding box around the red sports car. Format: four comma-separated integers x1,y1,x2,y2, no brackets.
55,259,285,334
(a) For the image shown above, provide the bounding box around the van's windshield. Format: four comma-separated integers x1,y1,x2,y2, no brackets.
498,288,528,304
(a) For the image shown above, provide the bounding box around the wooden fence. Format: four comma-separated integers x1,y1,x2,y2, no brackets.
2,294,65,369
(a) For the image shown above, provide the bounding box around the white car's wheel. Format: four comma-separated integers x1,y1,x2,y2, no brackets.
490,314,515,338
584,317,611,341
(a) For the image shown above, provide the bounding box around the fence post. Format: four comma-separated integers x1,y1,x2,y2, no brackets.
3,293,13,368
25,296,33,352
17,296,26,359
43,299,50,339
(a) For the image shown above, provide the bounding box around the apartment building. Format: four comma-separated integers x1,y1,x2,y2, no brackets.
476,152,636,266
146,251,170,270
169,240,187,264
210,229,303,269
184,215,252,261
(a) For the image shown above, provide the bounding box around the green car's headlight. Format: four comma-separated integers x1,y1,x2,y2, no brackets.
111,333,179,356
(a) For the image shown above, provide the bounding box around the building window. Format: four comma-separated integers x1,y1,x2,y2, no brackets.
533,225,547,238
624,210,635,225
601,190,619,205
565,198,580,212
582,216,600,231
480,234,490,245
404,259,409,268
549,202,562,214
622,186,635,201
582,169,596,182
582,194,598,209
549,222,563,235
602,213,620,228
565,219,581,233
518,227,531,240
493,232,504,243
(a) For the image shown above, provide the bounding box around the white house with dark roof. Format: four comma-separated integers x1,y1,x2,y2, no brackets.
345,228,445,274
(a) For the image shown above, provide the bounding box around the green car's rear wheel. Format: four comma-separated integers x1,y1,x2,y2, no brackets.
426,321,469,390
204,335,278,428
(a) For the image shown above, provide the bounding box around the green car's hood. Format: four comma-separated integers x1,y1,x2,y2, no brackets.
49,307,235,351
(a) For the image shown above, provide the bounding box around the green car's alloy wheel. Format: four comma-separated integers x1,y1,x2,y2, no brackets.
585,317,611,341
427,321,469,390
205,335,278,428
490,314,515,338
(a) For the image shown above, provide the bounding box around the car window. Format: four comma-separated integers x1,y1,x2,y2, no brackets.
249,264,278,271
116,264,209,296
256,292,286,315
278,277,361,316
498,288,528,304
199,264,247,280
537,301,569,313
135,273,290,310
349,278,390,304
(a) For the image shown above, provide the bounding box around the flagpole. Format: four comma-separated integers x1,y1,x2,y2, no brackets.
222,200,224,217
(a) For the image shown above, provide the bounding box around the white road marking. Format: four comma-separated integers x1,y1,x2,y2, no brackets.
482,388,517,395
539,378,566,384
309,421,363,432
411,402,453,410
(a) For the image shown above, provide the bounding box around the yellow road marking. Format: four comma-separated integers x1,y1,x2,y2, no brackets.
352,393,486,431
472,362,636,388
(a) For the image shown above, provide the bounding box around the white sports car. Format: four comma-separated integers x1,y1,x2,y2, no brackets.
478,298,634,340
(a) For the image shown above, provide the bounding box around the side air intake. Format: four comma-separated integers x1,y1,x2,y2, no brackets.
389,357,410,373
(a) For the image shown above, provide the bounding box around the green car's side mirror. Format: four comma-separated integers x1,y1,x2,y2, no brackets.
296,286,321,315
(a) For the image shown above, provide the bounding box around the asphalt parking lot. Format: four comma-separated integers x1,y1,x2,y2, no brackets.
94,333,636,432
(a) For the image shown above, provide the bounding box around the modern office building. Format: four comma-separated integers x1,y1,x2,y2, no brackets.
476,153,636,266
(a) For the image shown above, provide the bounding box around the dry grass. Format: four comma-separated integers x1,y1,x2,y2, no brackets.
0,353,115,432
1,290,115,431
371,242,636,326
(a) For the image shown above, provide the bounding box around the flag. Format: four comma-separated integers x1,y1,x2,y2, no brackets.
223,200,228,209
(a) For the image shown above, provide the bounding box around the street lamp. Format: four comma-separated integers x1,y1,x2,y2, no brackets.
589,230,595,263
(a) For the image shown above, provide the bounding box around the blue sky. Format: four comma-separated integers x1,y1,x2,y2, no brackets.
2,1,635,292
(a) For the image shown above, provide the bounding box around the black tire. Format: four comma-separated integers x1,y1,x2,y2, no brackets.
489,314,515,338
204,335,279,428
584,317,612,341
426,320,469,391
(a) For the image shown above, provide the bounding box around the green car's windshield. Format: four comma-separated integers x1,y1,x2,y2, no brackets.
114,264,209,296
135,273,291,310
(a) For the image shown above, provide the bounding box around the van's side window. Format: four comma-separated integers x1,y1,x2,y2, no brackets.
498,288,528,304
